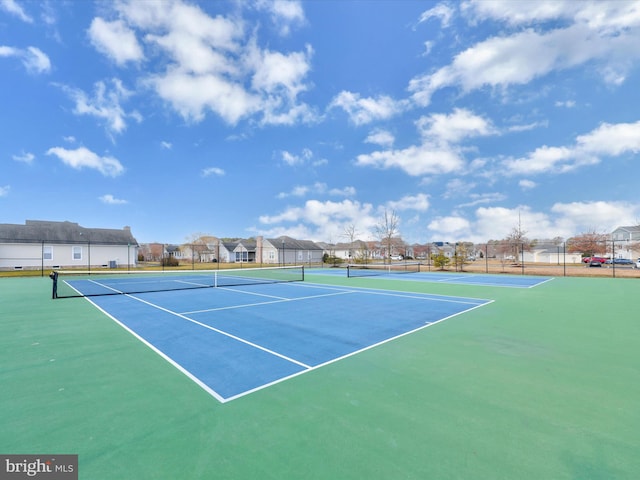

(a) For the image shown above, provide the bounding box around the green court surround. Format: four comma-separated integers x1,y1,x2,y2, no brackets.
1,273,638,479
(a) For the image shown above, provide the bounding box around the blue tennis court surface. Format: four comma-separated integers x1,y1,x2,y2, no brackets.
86,281,491,402
315,267,553,288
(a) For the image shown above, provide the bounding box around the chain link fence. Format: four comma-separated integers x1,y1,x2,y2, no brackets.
419,240,640,278
2,238,639,278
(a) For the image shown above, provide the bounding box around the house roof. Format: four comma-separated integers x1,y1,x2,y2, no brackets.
0,220,138,245
613,225,640,233
267,236,323,251
332,240,369,250
236,239,257,251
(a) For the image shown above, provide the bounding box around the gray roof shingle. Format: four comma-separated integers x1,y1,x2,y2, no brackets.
0,220,138,245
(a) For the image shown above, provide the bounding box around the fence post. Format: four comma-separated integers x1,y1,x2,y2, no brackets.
612,239,616,278
485,244,488,273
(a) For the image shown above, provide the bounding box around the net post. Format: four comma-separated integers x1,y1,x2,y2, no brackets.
49,271,58,299
302,265,305,281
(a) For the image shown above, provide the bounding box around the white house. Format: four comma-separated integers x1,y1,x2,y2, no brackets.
611,225,640,259
0,220,138,270
521,242,583,264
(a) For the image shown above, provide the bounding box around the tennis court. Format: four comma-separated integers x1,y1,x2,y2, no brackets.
2,268,639,479
77,273,491,402
319,264,552,288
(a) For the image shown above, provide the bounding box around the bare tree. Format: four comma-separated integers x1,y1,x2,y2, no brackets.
503,214,535,263
185,232,217,262
567,229,608,257
375,209,400,263
342,224,358,263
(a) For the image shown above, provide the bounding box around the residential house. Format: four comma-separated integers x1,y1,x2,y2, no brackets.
611,225,640,259
331,240,371,262
259,236,324,264
234,239,257,263
0,220,138,270
521,241,582,264
218,241,238,263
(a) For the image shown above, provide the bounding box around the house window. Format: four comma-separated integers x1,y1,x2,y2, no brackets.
43,246,53,260
72,246,82,260
268,251,275,261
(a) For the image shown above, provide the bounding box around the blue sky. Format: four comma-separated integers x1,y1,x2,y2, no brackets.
2,0,640,245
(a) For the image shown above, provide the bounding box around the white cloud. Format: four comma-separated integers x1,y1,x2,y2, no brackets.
12,152,35,164
250,46,311,97
61,79,142,136
428,216,471,237
365,128,395,148
0,45,50,74
461,0,579,26
387,193,430,212
88,18,144,65
409,2,640,106
259,0,306,36
160,141,172,150
277,182,355,199
457,192,507,208
504,120,640,175
259,199,379,241
202,167,225,177
0,0,33,23
329,91,406,126
357,109,496,176
99,194,128,205
148,69,260,125
46,146,125,177
107,0,315,126
23,47,51,74
277,185,309,198
555,100,576,108
463,0,640,30
329,186,356,197
280,148,313,166
444,178,475,199
424,201,640,244
519,179,537,189
416,108,497,144
473,206,554,240
506,120,548,133
550,201,639,233
418,3,454,27
0,185,9,197
356,143,464,176
422,40,435,57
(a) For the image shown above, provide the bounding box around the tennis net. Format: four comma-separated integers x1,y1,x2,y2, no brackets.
50,265,305,299
346,262,421,278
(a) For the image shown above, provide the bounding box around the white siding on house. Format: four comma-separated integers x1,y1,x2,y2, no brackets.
0,243,136,269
